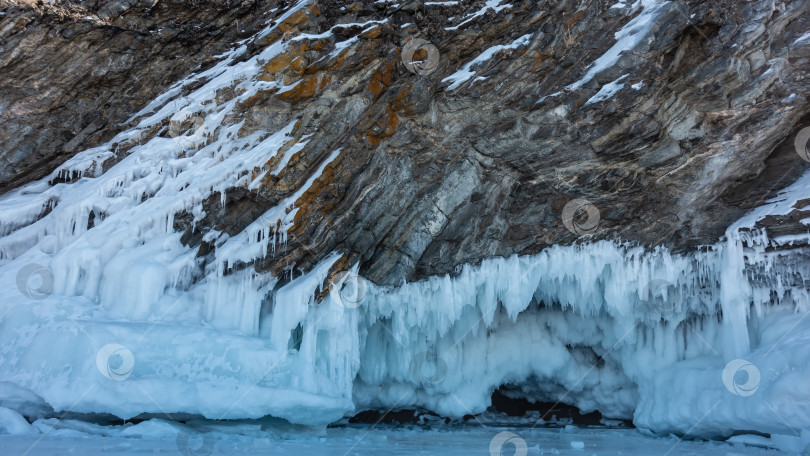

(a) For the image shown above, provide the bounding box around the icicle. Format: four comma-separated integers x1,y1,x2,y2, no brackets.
719,234,752,358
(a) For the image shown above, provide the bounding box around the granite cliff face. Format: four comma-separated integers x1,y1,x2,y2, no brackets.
1,0,809,287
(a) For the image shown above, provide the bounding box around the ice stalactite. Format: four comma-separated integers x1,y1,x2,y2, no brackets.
719,235,752,359
6,224,809,434
348,225,810,438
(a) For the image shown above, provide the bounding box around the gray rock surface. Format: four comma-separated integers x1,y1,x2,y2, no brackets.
0,0,268,192
1,0,809,286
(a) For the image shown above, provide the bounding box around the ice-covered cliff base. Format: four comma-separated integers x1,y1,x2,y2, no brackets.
2,225,810,441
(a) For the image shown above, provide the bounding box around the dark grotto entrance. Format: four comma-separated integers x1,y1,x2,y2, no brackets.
341,387,634,428
489,387,620,427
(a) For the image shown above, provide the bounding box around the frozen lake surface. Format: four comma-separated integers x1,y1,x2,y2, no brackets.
0,421,788,456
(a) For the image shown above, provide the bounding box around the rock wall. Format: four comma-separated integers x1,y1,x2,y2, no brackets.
0,0,268,191
1,0,809,286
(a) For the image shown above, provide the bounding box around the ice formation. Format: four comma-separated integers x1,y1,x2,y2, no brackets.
566,0,670,90
0,0,809,444
441,33,533,90
444,0,513,31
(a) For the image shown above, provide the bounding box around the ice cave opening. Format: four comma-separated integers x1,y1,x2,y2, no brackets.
488,387,615,427
344,387,620,428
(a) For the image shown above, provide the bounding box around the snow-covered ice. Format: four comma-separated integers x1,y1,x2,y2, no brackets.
0,420,798,455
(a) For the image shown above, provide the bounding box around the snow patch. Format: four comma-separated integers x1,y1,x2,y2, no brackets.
567,0,669,90
442,34,532,90
793,32,810,46
445,0,513,31
584,74,629,105
0,407,37,435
